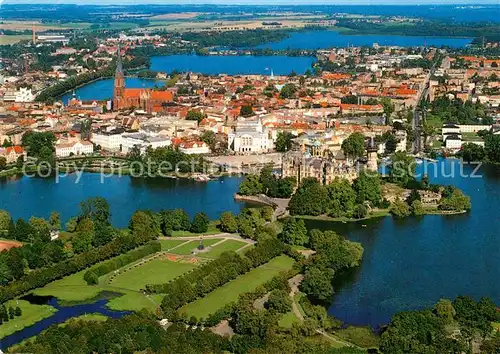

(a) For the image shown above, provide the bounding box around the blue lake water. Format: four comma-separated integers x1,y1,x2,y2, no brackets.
0,159,499,332
0,293,130,350
304,159,500,328
257,30,473,50
0,174,246,227
150,54,315,75
61,77,165,104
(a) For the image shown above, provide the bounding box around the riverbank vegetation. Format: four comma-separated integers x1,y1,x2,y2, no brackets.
380,297,500,353
336,19,500,41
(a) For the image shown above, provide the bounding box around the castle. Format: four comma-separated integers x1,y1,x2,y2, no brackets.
113,48,173,114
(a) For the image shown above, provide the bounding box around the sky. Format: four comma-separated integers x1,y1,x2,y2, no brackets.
1,0,500,4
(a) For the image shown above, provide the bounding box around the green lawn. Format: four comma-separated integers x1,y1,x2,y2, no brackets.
160,239,190,251
33,269,102,301
279,311,301,328
61,313,108,325
200,239,247,258
335,326,380,349
0,300,57,339
180,255,295,319
169,238,223,255
109,257,198,291
170,221,221,237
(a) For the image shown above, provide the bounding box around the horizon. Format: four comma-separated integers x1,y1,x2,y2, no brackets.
1,0,500,5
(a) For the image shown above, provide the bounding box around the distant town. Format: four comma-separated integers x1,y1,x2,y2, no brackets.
1,3,500,354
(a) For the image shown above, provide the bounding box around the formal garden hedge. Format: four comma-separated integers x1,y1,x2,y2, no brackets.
83,241,161,285
0,231,155,303
148,238,287,317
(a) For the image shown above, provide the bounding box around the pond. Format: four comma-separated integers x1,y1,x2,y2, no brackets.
0,293,130,350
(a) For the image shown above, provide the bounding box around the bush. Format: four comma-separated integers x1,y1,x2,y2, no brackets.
352,204,368,219
190,212,209,233
84,270,99,285
266,289,292,313
390,199,411,218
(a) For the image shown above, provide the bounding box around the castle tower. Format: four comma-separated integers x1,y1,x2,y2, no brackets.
366,137,378,172
113,46,125,110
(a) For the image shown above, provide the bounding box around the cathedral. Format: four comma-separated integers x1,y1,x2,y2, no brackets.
113,48,174,114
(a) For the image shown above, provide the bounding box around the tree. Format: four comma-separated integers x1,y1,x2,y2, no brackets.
300,266,334,303
353,172,382,207
21,131,56,157
200,131,216,151
435,299,456,323
485,134,500,163
341,133,365,161
439,189,471,212
380,97,395,119
288,178,329,216
390,199,411,218
352,204,368,219
84,270,99,285
0,210,10,232
279,217,308,246
129,211,159,241
0,157,6,170
327,178,357,217
49,211,61,231
411,200,425,216
266,289,292,313
390,151,416,187
240,105,254,117
65,217,78,232
279,83,297,99
191,212,209,233
219,211,238,233
275,132,295,152
461,142,485,162
28,217,51,242
238,174,263,196
186,110,205,122
79,197,111,226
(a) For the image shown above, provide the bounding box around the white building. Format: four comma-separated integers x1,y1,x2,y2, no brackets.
178,141,210,155
442,123,461,141
55,141,94,157
120,133,171,154
228,117,273,153
16,88,35,102
92,130,124,152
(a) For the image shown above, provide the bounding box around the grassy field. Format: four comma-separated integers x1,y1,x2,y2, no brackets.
180,255,295,319
109,256,198,291
335,326,380,349
0,35,32,45
201,239,247,258
160,239,190,251
278,311,302,328
33,269,102,301
169,238,223,255
0,300,57,339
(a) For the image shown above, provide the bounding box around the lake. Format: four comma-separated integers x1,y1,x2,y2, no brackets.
150,54,315,75
0,174,246,227
256,30,473,50
61,77,165,104
61,55,315,103
304,159,500,328
0,159,499,331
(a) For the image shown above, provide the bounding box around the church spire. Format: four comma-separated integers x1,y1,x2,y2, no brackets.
116,45,123,75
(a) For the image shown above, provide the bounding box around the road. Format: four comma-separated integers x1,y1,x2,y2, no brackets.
412,61,437,153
